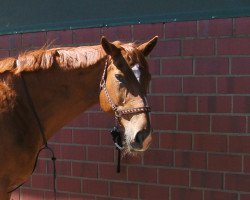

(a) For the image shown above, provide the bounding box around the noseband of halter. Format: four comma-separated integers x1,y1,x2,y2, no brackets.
99,56,151,123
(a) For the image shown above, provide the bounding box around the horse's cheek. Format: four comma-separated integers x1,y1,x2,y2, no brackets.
99,90,112,113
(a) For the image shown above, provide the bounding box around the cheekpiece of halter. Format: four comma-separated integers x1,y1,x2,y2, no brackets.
99,57,151,123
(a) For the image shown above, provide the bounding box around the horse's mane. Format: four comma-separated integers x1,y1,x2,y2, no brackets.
0,41,140,75
0,45,107,74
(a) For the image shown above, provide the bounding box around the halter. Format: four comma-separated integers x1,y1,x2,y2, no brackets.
99,57,151,124
99,56,151,173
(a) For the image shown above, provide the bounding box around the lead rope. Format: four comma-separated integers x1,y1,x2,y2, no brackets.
10,74,57,199
110,126,123,173
100,57,123,173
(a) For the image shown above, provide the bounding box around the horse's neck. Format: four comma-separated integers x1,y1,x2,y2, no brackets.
23,59,105,139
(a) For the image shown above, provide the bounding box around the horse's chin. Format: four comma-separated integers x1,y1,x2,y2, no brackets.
121,140,149,157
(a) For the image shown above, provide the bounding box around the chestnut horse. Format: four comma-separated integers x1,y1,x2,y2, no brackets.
0,36,158,199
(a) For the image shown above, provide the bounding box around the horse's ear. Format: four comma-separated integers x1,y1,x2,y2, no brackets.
101,36,120,56
138,36,158,57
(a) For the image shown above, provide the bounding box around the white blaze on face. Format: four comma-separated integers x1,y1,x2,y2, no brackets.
131,64,141,82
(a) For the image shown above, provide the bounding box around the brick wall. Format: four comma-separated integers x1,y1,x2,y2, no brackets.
4,17,250,199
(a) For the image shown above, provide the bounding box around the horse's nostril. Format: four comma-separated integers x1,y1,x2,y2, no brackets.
135,130,144,144
131,129,147,150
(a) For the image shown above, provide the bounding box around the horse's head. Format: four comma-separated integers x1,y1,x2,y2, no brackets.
99,36,158,154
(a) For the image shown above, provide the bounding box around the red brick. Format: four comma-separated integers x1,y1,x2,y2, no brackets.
72,129,99,145
20,189,44,200
57,176,81,193
69,193,95,200
198,96,231,113
218,38,250,55
183,77,216,94
96,197,120,200
88,112,114,128
102,25,132,41
99,164,127,180
128,166,157,183
100,130,115,146
166,21,197,38
208,154,242,172
72,28,101,44
160,133,192,150
233,96,250,113
34,159,47,174
46,30,73,45
150,40,181,57
198,19,232,37
10,190,20,200
162,59,193,75
165,96,197,112
194,134,228,152
148,59,161,75
204,191,238,200
212,115,246,133
144,149,173,166
244,156,250,172
87,146,114,162
150,131,160,148
61,145,86,160
182,39,214,56
241,194,250,200
218,77,250,94
67,112,88,128
195,57,229,75
72,162,98,178
133,23,164,41
9,34,22,49
110,182,138,199
50,129,72,143
22,32,47,48
151,114,176,130
32,174,53,189
175,151,207,169
0,35,10,49
171,188,203,200
147,95,164,112
140,184,169,200
82,179,109,195
0,50,9,59
229,136,250,153
9,49,19,57
48,160,71,176
39,143,61,159
226,174,250,192
45,191,69,199
235,17,250,35
159,168,189,186
231,57,250,74
178,115,210,132
151,77,182,94
191,171,223,189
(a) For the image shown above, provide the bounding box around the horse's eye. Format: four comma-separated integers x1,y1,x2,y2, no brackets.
115,74,125,83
